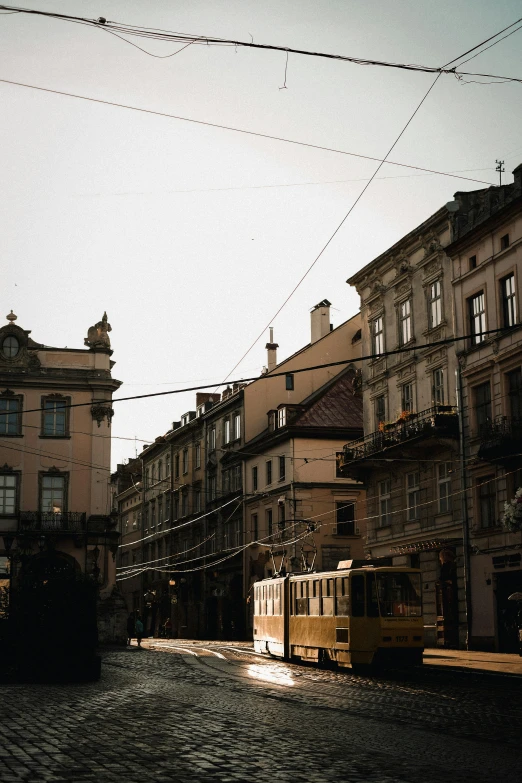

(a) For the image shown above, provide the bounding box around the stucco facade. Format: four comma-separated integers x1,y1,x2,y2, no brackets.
447,164,522,652
0,311,123,646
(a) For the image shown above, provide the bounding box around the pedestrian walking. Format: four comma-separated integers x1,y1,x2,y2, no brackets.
135,615,144,647
163,617,172,639
126,612,135,646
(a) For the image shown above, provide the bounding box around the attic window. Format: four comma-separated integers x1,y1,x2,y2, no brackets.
469,255,477,270
285,373,294,391
500,234,510,251
278,408,286,428
352,329,362,344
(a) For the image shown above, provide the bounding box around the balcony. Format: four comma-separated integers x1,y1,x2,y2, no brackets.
18,511,87,533
341,406,459,467
478,416,522,462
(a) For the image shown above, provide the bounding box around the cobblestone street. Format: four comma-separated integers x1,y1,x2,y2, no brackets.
1,642,521,783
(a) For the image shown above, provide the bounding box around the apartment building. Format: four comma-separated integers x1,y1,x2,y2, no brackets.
0,311,122,651
339,208,466,648
447,163,522,652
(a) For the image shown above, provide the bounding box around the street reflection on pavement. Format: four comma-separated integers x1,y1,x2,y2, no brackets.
247,663,295,687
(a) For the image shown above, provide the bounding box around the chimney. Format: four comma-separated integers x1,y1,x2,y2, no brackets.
310,299,332,343
265,327,279,372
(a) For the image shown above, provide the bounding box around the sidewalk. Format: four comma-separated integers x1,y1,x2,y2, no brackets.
424,648,522,677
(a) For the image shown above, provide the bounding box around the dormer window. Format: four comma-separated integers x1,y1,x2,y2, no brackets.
278,408,286,428
268,411,277,432
2,335,19,359
181,413,189,426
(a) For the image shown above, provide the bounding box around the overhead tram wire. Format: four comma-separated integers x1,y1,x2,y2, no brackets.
0,4,520,82
117,467,522,581
215,19,521,387
216,22,514,388
0,78,497,189
0,326,515,418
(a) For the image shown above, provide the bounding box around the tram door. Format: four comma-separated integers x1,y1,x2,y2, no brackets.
349,573,380,663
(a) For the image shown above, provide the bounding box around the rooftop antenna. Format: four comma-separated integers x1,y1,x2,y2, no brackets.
495,159,505,187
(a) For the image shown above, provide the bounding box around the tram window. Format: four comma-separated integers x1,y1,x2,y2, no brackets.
274,583,281,615
296,581,308,615
309,579,320,615
336,577,350,616
367,574,380,617
351,574,365,617
322,578,334,616
267,583,274,616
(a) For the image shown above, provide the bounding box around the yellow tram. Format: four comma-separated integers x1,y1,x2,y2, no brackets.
253,561,423,672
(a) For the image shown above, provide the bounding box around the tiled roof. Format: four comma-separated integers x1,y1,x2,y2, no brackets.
295,372,362,429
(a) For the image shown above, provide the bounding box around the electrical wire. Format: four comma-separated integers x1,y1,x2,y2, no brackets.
0,78,497,189
116,465,522,580
1,4,520,82
2,327,515,417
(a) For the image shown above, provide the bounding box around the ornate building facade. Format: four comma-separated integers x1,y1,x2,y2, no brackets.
339,209,466,648
0,311,123,661
448,164,522,651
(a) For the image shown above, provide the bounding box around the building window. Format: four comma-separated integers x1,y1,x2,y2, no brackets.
474,382,491,434
507,368,522,420
1,335,19,359
252,514,258,541
378,480,391,526
285,374,294,391
158,460,163,482
208,475,216,501
278,408,286,428
433,368,444,405
0,474,17,515
429,280,442,328
266,508,273,538
173,496,179,520
372,316,384,355
233,413,241,441
182,449,189,474
209,426,216,452
266,460,272,486
469,292,486,345
477,475,496,528
41,397,69,437
401,382,414,413
195,442,201,469
399,299,412,345
251,465,258,492
438,463,452,513
279,456,285,482
500,233,510,251
194,488,201,513
406,472,420,521
224,419,231,444
375,395,386,428
165,495,170,521
166,454,170,476
40,474,67,514
469,255,477,270
501,274,517,328
335,502,355,535
174,454,180,479
222,468,231,495
151,503,156,528
233,465,242,492
157,497,163,527
181,491,188,517
0,395,22,436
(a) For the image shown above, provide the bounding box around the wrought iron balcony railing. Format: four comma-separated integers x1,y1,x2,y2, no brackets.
342,406,459,464
18,511,87,532
478,416,522,461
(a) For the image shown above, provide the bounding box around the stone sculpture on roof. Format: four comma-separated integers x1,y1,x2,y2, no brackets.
85,312,111,350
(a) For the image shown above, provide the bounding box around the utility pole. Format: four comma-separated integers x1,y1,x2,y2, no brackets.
495,159,505,187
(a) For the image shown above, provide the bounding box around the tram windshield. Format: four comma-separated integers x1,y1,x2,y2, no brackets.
376,572,422,617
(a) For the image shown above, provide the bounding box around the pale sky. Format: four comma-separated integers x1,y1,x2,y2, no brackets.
2,0,521,467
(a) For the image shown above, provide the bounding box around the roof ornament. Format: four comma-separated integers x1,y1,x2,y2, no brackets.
6,311,17,323
85,312,111,350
